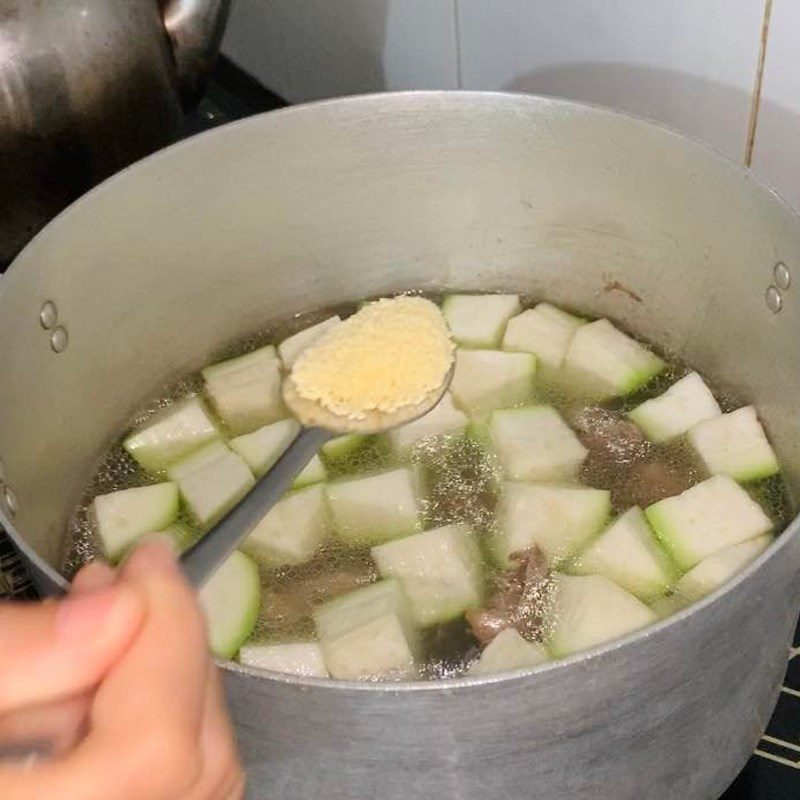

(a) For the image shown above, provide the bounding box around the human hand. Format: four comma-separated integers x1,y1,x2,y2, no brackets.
0,540,245,800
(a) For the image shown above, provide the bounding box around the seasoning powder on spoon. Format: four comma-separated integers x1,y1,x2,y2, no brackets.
290,296,455,421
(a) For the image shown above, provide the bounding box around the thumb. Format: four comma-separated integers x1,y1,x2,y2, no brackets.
0,582,145,713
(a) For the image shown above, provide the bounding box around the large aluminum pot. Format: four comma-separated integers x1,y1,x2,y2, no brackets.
2,92,800,799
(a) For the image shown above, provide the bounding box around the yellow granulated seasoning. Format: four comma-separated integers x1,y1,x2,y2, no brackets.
290,296,455,420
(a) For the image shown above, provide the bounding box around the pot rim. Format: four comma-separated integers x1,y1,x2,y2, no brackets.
3,89,800,689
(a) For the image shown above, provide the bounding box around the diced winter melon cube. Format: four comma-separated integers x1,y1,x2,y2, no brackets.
167,440,230,479
563,319,664,398
326,468,420,545
489,406,587,481
628,372,720,442
371,523,484,626
277,316,342,369
442,294,521,348
645,474,773,571
92,483,179,560
450,349,536,418
387,392,468,456
156,521,199,554
673,534,772,604
199,550,260,659
314,579,418,680
202,345,284,435
570,507,675,603
494,482,610,568
545,573,658,658
230,419,325,488
688,405,779,483
168,442,255,528
230,418,298,475
292,455,327,488
501,303,585,368
469,628,549,676
238,642,329,678
123,398,219,473
242,485,327,568
321,434,369,465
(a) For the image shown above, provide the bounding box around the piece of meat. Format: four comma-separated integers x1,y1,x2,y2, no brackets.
566,405,691,509
466,547,552,646
568,405,651,469
261,555,378,636
616,458,695,508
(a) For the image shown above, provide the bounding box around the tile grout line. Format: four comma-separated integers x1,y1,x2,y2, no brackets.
453,0,463,89
744,0,774,167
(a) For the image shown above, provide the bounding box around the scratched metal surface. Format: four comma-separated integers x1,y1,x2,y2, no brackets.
1,59,799,798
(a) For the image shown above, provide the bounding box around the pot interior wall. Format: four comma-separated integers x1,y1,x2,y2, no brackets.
2,92,800,576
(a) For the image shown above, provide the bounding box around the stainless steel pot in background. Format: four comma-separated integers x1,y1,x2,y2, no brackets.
2,93,800,799
0,0,231,269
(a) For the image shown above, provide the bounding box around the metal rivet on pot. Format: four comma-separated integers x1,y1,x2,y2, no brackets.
50,326,68,353
766,285,783,313
774,261,791,290
39,300,58,330
4,485,17,516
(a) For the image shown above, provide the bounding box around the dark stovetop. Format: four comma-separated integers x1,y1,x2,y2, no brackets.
1,56,797,799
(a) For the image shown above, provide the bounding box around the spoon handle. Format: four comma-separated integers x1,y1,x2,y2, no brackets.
180,426,333,588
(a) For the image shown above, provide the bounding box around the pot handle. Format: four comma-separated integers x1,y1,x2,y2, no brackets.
162,0,233,110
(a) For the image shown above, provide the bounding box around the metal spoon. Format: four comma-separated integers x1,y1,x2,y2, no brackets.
179,363,455,587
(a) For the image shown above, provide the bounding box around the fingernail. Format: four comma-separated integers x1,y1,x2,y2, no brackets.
55,585,140,641
122,535,180,579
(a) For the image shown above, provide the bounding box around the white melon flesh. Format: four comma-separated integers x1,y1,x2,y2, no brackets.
501,303,585,368
123,398,219,473
628,371,720,442
570,507,675,603
230,418,326,487
673,534,772,604
688,405,779,483
202,345,284,434
442,294,521,348
92,482,179,560
645,474,773,571
387,392,468,456
278,316,341,369
489,406,587,481
242,484,327,568
168,441,255,528
545,573,658,658
371,523,484,626
199,550,261,659
292,456,327,488
450,349,536,418
238,642,329,678
313,580,418,680
563,319,664,398
326,468,420,545
495,482,610,568
470,628,549,676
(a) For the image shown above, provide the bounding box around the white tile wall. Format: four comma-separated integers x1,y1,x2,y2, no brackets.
222,0,791,175
751,0,800,210
222,0,458,103
456,0,765,162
